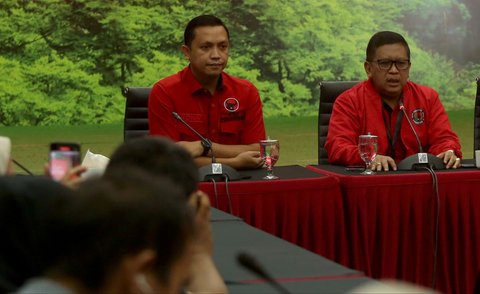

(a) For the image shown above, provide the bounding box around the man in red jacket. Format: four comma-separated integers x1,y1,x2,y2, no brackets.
149,15,266,170
325,31,461,171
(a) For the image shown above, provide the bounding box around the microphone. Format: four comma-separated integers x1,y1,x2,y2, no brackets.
399,102,423,153
397,102,445,170
12,159,34,175
237,252,291,294
172,112,240,181
172,112,216,162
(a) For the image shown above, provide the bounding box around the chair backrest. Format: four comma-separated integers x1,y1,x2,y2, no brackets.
122,87,151,141
318,81,360,164
474,77,480,151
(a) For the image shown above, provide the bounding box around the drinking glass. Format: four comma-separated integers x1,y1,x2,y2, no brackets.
358,134,378,175
260,139,280,180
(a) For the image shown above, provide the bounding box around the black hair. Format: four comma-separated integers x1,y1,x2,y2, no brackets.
104,136,198,199
366,31,410,61
0,176,74,293
184,14,230,47
45,169,194,290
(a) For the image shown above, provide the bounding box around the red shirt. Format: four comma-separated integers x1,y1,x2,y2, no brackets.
149,66,266,145
381,103,407,162
325,79,462,165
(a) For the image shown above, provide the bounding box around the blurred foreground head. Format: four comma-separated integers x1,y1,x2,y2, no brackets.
39,169,195,294
0,176,73,293
105,136,198,199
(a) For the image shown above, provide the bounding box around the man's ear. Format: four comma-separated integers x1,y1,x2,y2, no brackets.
130,249,156,274
181,45,191,61
122,249,157,293
364,61,372,78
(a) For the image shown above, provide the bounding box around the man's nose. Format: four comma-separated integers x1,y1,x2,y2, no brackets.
389,62,400,73
210,47,221,58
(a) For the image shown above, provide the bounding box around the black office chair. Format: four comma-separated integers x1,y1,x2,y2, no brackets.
474,77,480,152
318,81,360,164
122,87,151,141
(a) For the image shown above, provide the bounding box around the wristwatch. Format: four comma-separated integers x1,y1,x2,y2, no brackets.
201,138,212,157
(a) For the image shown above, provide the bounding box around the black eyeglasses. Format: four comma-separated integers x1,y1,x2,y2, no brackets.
370,59,410,70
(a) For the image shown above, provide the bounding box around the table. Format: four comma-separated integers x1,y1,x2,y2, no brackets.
210,208,380,293
199,165,349,265
308,165,480,294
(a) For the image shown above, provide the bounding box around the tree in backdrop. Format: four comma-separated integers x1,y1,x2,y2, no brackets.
0,0,478,126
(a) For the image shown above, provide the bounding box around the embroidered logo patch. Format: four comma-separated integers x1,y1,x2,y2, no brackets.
411,108,425,125
224,98,240,112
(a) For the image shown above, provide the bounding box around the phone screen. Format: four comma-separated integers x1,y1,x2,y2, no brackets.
49,143,80,181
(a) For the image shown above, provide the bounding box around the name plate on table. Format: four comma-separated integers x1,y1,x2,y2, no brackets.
418,153,428,164
212,163,223,174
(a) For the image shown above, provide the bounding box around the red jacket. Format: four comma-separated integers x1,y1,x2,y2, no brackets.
325,79,462,165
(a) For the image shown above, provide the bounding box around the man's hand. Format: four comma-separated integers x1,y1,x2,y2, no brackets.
437,150,461,169
186,191,228,294
176,140,203,158
371,155,397,171
44,164,88,189
234,151,264,169
187,191,213,255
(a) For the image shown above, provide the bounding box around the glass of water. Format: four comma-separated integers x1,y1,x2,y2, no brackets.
260,139,280,179
358,134,378,175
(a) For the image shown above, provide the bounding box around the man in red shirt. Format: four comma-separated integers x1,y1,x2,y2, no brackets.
325,31,461,171
149,15,266,170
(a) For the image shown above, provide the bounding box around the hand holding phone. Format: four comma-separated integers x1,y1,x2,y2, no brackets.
49,142,81,181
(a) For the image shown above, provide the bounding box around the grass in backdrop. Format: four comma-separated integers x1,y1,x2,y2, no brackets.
1,110,473,175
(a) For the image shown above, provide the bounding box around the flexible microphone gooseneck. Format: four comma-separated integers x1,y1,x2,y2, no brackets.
399,102,423,153
12,159,34,175
237,252,291,294
172,112,240,181
399,103,441,287
396,102,445,170
172,112,216,163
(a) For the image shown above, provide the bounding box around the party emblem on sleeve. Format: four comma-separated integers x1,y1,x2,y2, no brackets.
411,108,425,125
224,98,240,112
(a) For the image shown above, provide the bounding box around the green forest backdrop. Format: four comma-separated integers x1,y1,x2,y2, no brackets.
0,0,479,126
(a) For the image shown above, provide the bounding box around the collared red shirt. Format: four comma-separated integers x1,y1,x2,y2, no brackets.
149,66,266,145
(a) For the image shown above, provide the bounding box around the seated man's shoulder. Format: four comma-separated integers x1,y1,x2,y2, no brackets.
336,80,367,102
405,81,439,97
154,72,182,88
222,71,256,88
153,67,189,89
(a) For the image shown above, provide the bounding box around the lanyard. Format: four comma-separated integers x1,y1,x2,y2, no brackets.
382,102,403,158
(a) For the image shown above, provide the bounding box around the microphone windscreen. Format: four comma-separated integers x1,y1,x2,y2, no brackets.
237,252,269,279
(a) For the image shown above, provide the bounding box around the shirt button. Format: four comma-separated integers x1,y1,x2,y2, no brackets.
211,104,216,108
212,129,216,133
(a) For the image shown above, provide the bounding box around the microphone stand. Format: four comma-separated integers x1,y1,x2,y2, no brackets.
172,112,240,181
397,102,445,170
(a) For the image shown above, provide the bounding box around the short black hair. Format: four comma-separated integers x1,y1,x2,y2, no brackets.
0,176,74,293
45,170,194,290
366,31,410,61
104,136,198,199
184,14,230,47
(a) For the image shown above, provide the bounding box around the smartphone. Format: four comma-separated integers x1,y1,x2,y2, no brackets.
49,142,81,181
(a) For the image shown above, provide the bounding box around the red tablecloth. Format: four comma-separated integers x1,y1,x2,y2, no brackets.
199,165,349,265
308,165,480,294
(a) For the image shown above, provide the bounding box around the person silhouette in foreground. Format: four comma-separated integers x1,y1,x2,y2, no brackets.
0,176,73,293
17,169,198,294
104,136,228,293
